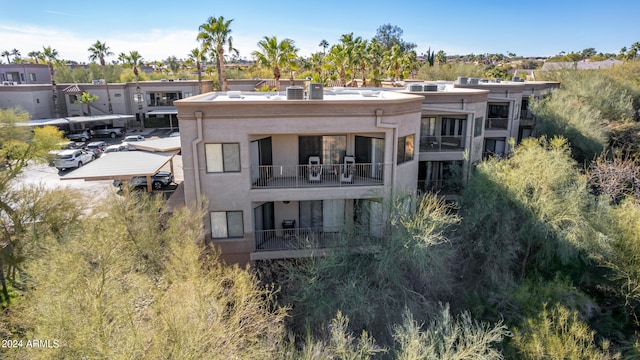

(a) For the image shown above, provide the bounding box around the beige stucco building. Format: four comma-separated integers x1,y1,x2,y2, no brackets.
175,80,558,265
176,88,424,264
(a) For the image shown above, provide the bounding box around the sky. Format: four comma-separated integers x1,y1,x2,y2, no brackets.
1,0,638,63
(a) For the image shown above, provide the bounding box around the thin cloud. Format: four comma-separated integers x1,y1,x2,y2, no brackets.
43,10,76,16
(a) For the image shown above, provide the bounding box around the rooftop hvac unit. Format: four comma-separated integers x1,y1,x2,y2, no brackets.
308,83,323,100
469,78,479,85
286,86,304,100
424,84,438,91
457,76,468,85
409,84,423,92
92,79,105,85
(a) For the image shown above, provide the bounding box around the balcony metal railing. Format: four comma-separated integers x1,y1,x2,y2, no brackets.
254,225,385,252
251,163,386,189
418,179,463,194
485,117,509,130
419,135,467,152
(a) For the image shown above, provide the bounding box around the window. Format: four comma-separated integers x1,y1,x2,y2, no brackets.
20,73,25,82
69,94,78,103
474,117,483,137
29,73,36,81
205,143,240,172
397,134,414,164
114,93,122,98
210,211,244,238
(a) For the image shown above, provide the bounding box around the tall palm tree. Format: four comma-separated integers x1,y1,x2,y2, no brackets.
88,40,114,114
352,37,368,87
122,51,145,116
1,50,10,64
339,33,359,87
28,50,42,64
197,16,234,91
326,44,348,87
319,39,329,55
383,44,404,81
367,38,384,87
252,36,298,91
189,47,207,93
10,49,20,62
41,46,61,118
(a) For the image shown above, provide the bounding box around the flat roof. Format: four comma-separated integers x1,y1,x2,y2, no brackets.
179,88,425,103
61,151,176,181
132,137,181,152
147,109,178,116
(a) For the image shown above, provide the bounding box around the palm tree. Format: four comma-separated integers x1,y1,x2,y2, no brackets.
352,37,368,87
41,46,61,118
319,39,329,55
76,91,99,116
1,50,10,64
384,44,404,81
326,44,348,87
367,38,384,87
88,40,114,113
197,16,234,91
28,50,42,64
189,47,207,93
252,36,298,91
121,51,145,116
10,49,21,62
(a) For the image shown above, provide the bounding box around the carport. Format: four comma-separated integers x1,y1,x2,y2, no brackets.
60,151,178,193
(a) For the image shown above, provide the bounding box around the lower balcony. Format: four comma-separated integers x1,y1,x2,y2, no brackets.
251,163,386,189
254,225,384,253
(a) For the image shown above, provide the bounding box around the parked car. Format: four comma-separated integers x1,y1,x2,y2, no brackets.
113,171,174,190
122,135,145,150
54,149,94,171
65,130,92,142
90,125,126,138
84,141,108,157
48,141,83,164
169,132,181,137
101,144,129,156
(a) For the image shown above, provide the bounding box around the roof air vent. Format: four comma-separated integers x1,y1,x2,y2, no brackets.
286,86,304,100
227,91,242,98
424,84,438,91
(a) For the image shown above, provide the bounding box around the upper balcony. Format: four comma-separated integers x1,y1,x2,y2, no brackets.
251,162,386,189
485,117,509,130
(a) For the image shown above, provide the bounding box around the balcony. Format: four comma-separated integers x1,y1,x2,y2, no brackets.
419,135,466,152
251,163,386,189
418,179,463,195
254,225,384,252
485,117,509,130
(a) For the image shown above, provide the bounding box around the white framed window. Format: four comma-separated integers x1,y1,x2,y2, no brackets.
210,211,244,239
205,143,240,173
29,73,36,81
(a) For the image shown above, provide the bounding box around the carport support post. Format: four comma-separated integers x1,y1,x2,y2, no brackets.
146,175,153,192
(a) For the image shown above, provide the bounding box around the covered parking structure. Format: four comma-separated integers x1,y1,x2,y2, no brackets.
22,114,135,131
60,151,178,193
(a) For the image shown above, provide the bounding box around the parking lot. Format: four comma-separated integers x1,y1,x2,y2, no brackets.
17,128,184,200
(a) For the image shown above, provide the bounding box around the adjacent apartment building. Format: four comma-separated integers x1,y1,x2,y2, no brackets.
175,79,558,265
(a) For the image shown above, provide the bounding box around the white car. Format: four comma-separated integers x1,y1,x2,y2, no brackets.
122,135,145,150
54,149,95,171
102,144,129,156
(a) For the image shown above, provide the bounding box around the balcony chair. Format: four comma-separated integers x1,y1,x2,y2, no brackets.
341,155,355,183
308,156,322,182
